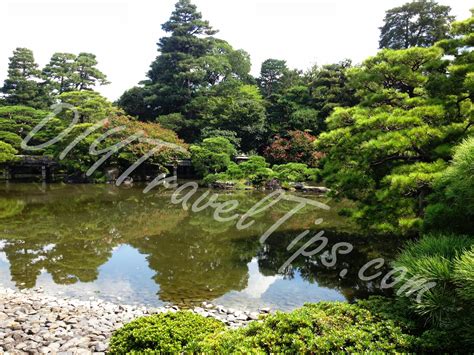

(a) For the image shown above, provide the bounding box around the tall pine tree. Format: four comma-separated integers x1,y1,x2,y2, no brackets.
118,0,263,148
145,0,217,116
1,48,45,108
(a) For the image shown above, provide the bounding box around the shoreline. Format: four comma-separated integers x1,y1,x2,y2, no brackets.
0,286,268,354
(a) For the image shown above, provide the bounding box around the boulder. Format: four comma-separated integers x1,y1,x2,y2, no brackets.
104,167,120,182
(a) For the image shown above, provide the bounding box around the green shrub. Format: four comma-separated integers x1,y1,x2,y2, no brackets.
191,145,231,177
198,302,414,353
273,162,320,183
248,167,276,187
238,155,269,176
225,162,246,180
109,311,225,353
0,141,18,164
109,298,474,353
425,137,474,234
190,137,236,177
393,234,474,348
199,136,237,157
204,157,320,188
454,247,474,301
0,131,22,149
203,156,275,187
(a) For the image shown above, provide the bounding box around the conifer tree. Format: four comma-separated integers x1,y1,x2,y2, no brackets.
1,48,44,107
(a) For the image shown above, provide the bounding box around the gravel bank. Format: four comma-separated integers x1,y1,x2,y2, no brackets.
0,287,269,354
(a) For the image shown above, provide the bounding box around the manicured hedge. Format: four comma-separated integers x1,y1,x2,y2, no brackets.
198,302,414,353
108,311,225,353
110,302,415,353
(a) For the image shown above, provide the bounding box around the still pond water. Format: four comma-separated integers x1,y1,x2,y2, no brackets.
0,183,402,311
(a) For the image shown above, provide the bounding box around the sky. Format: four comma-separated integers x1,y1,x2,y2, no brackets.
0,0,472,100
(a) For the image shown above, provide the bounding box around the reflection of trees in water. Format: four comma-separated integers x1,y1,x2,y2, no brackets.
129,229,255,306
0,185,401,305
0,198,25,219
0,185,187,288
257,230,401,302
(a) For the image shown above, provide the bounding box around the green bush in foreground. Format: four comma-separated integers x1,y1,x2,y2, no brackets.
108,311,225,353
111,303,416,353
393,234,474,350
198,302,414,353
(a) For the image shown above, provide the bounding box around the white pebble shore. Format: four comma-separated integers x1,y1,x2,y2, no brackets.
0,287,270,354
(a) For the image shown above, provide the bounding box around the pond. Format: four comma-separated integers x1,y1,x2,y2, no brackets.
0,183,403,311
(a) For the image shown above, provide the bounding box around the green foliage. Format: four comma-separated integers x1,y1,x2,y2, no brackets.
431,11,474,105
273,163,319,183
58,91,114,123
190,146,231,177
359,295,473,352
306,60,358,125
425,133,474,234
259,59,356,138
111,303,419,353
349,47,444,105
156,112,187,132
42,52,109,94
109,311,225,353
0,141,18,164
116,86,154,119
225,156,275,186
118,0,257,148
0,131,22,149
200,136,236,156
201,127,241,148
204,154,320,188
247,167,275,187
393,234,474,347
42,53,77,94
189,81,267,151
0,98,127,173
69,53,109,90
190,137,236,177
0,98,186,176
379,0,454,49
454,247,474,301
258,59,291,98
1,48,109,109
0,105,63,154
49,111,188,175
1,48,46,108
238,155,268,175
198,302,415,353
317,42,472,235
288,107,319,131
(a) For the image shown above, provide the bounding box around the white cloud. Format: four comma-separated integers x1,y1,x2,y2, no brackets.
241,258,281,298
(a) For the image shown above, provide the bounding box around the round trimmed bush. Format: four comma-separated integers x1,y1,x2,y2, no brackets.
108,311,225,353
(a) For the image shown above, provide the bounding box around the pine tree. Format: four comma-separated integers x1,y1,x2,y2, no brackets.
71,53,109,91
1,48,44,107
42,52,109,96
145,0,218,115
42,52,77,94
379,0,454,49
